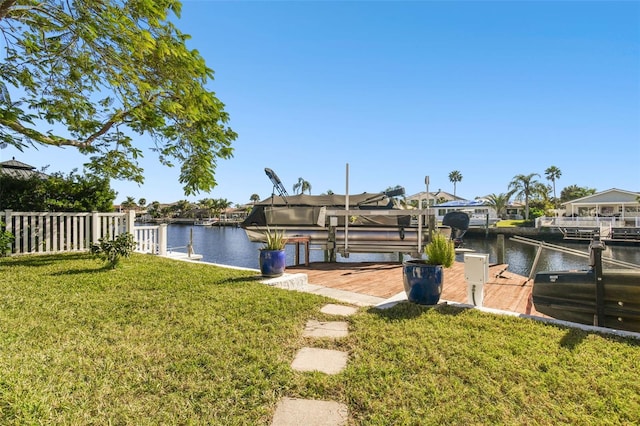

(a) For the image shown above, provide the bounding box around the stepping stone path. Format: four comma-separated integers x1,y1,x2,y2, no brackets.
271,398,349,426
303,320,349,339
290,347,349,375
271,303,358,426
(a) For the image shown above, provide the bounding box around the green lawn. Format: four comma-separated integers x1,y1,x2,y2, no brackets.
1,253,638,424
495,220,529,227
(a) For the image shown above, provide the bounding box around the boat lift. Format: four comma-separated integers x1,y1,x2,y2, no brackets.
265,167,289,204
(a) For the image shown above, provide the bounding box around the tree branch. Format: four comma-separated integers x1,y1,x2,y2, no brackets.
0,0,17,21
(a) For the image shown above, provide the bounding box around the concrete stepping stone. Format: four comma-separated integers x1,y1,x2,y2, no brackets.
291,347,348,374
271,397,349,425
320,303,358,316
303,320,349,339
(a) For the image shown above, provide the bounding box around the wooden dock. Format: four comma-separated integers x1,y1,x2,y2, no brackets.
287,261,547,317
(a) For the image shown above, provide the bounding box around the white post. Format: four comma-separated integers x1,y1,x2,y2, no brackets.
425,176,430,241
345,163,349,253
158,223,168,256
126,210,136,234
91,211,100,244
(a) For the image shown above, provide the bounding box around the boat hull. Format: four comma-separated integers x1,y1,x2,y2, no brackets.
243,225,451,256
532,269,640,332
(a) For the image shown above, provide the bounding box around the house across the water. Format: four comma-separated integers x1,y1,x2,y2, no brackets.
433,199,501,227
537,188,640,242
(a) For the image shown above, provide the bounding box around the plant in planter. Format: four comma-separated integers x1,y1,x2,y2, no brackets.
402,231,455,305
259,227,287,277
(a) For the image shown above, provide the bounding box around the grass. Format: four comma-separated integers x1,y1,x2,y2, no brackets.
1,253,639,424
496,219,531,227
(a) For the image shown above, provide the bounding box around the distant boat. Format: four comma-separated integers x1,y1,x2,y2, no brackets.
194,218,217,226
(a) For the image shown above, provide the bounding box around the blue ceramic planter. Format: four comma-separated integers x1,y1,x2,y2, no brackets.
402,261,443,305
259,249,286,277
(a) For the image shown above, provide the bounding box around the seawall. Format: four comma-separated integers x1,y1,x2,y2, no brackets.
465,226,565,240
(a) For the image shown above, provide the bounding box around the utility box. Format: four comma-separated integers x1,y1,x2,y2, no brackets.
464,253,489,307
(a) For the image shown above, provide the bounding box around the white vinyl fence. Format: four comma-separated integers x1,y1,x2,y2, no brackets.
2,210,167,256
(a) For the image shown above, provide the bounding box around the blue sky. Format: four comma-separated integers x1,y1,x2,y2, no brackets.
3,1,639,205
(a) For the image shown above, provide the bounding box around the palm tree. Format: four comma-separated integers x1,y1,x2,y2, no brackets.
138,198,147,208
213,198,232,221
544,166,562,207
448,170,462,196
198,198,216,218
508,173,540,220
484,192,514,219
173,199,193,218
249,193,260,204
292,177,311,195
121,196,137,211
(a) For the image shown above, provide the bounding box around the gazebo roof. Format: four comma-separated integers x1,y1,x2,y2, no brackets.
0,158,49,179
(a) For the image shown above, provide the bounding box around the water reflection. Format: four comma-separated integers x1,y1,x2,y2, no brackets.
167,224,640,276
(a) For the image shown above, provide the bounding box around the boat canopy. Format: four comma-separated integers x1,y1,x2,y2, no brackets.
256,192,396,208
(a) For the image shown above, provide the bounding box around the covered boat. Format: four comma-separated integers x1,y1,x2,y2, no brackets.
242,168,471,259
241,189,464,258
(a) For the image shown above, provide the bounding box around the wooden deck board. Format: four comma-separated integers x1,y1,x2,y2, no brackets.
287,261,546,317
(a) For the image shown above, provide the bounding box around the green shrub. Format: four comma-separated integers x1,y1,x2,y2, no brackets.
529,207,545,220
90,233,136,268
0,221,14,257
424,232,455,267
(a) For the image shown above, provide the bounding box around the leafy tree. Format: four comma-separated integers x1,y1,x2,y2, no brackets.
249,193,260,204
0,0,236,195
292,177,311,195
0,174,47,210
0,169,116,211
147,201,161,218
160,205,173,218
528,183,554,216
544,166,562,207
448,170,462,196
508,173,541,220
560,185,597,204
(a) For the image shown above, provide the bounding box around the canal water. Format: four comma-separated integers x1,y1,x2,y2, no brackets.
167,224,640,277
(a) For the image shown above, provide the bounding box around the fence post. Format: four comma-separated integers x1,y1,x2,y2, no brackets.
126,210,136,234
158,223,168,256
91,211,100,244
